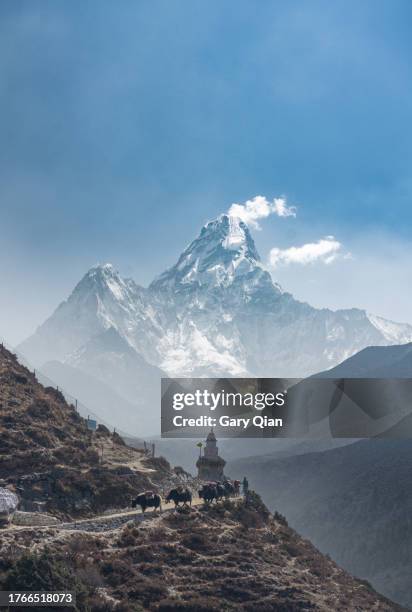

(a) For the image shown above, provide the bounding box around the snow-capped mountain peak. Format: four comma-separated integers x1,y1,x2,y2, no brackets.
75,263,127,300
150,213,270,293
18,212,412,395
205,213,260,259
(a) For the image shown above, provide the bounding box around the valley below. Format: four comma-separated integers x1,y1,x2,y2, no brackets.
228,438,412,609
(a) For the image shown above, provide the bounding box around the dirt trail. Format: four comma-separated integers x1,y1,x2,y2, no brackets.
8,496,241,533
61,498,207,532
97,438,155,473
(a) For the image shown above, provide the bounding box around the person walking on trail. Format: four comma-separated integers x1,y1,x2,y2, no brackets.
242,476,249,496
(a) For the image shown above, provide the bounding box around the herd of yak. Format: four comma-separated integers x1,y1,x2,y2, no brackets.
131,480,241,513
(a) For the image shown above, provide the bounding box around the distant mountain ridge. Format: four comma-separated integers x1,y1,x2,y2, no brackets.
315,341,412,378
17,213,412,433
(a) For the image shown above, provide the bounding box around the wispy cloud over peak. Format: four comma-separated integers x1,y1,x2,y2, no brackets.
269,236,342,269
228,195,296,229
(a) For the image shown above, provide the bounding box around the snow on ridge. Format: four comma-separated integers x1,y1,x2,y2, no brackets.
222,215,246,250
367,313,412,345
158,322,247,377
88,262,116,275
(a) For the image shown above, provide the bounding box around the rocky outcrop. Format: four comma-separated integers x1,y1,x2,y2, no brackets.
12,511,60,527
0,487,18,524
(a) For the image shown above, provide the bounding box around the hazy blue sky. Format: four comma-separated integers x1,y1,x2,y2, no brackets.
2,0,412,344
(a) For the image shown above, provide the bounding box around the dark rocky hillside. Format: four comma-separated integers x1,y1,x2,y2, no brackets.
229,439,412,608
0,493,404,612
0,344,168,519
0,344,406,610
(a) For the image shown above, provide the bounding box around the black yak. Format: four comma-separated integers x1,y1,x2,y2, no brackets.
131,492,162,514
199,483,218,504
222,480,235,497
166,487,192,508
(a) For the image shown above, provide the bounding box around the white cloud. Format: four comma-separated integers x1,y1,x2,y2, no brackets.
272,197,296,218
270,230,412,325
269,236,342,268
228,195,296,229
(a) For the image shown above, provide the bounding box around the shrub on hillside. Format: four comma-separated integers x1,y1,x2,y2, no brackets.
1,550,89,611
116,524,140,548
25,427,54,448
206,491,270,528
181,531,210,552
157,596,222,611
27,400,51,419
273,510,288,527
146,456,171,472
